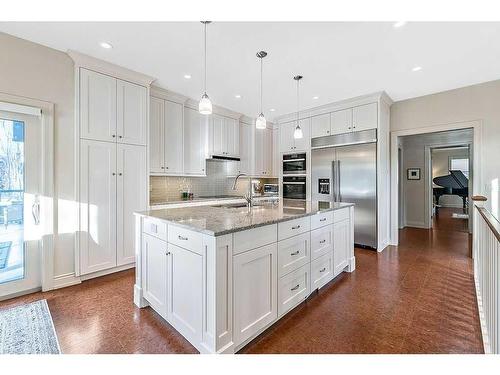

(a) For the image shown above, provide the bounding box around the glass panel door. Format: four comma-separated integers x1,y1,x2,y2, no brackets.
0,110,42,298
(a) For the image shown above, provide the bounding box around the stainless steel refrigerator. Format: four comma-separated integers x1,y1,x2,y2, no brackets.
311,129,377,249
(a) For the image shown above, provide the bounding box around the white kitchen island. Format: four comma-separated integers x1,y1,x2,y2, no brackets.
133,200,355,353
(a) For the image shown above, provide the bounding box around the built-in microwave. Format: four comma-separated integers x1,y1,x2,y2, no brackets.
282,176,307,200
282,153,306,175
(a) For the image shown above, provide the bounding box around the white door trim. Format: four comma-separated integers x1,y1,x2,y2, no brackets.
0,92,55,292
390,120,482,245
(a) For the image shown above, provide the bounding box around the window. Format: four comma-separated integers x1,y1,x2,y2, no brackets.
449,157,469,178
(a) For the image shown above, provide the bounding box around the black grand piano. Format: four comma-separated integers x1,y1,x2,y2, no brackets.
433,170,469,213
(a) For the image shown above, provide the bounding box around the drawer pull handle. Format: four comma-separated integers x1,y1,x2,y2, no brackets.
290,250,300,256
178,235,188,241
291,225,301,230
320,218,327,222
319,239,326,244
291,284,300,291
320,267,327,273
165,251,171,256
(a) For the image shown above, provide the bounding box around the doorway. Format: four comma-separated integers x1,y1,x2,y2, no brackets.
430,145,471,233
0,110,43,299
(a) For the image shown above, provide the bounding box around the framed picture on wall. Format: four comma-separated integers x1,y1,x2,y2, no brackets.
407,168,421,180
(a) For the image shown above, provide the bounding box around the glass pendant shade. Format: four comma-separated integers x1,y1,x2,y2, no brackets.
255,113,266,129
199,93,212,115
294,124,303,139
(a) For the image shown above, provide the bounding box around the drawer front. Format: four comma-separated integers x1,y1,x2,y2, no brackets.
168,225,203,255
311,211,333,230
278,216,310,241
333,207,350,223
142,217,167,241
278,232,310,277
310,225,333,261
278,263,310,317
233,224,277,255
311,252,334,291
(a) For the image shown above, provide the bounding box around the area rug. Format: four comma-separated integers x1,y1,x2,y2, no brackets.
0,299,61,354
452,213,469,219
0,241,12,269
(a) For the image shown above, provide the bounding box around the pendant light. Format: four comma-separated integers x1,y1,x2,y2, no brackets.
255,51,267,129
293,75,304,139
199,21,212,115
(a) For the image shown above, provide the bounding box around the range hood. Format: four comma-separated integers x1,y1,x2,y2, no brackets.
208,155,241,162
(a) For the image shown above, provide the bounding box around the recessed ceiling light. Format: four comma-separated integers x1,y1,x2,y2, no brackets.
235,94,241,99
270,109,275,112
393,21,407,28
99,42,113,49
184,74,192,79
412,66,422,72
312,96,319,100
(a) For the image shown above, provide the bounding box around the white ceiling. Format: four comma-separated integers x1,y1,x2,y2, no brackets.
2,22,500,120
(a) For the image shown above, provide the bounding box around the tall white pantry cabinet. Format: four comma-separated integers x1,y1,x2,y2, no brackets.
72,53,153,278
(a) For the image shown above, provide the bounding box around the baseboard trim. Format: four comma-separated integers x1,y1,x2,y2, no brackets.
53,273,81,289
474,273,491,354
405,221,428,229
80,263,135,281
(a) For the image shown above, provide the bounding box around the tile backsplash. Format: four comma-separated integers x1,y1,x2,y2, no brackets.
150,160,277,205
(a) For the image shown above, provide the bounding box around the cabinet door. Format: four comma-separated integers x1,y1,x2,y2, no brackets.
184,107,207,175
117,80,147,145
211,114,225,156
168,243,203,343
149,97,164,173
164,100,184,174
254,127,265,176
142,234,169,318
116,144,147,266
225,117,240,157
331,108,352,135
293,118,310,152
272,128,279,177
238,122,252,175
279,121,295,153
311,113,331,138
352,103,378,132
263,127,273,176
79,140,117,275
79,69,117,142
333,219,350,276
233,243,277,346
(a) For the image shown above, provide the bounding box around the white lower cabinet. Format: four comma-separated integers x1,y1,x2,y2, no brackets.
311,252,334,290
278,263,310,317
277,232,310,277
310,224,333,261
333,218,350,276
168,243,203,344
142,233,169,318
233,243,278,346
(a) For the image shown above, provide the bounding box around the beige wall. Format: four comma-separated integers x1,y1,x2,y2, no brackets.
0,32,75,278
392,79,500,222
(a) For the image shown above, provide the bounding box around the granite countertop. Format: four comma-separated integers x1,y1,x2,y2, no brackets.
150,195,277,206
136,200,354,237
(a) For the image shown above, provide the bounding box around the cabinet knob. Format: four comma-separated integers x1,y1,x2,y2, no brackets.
161,166,165,169
166,166,169,169
119,173,123,176
119,135,123,139
112,172,116,176
112,134,116,138
166,251,171,256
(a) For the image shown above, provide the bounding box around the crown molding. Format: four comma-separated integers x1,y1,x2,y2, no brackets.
274,91,393,124
151,86,189,104
67,50,156,87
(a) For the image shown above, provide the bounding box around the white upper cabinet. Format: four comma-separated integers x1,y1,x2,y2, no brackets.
149,97,164,173
164,100,184,174
331,108,353,135
254,127,273,176
184,107,207,175
80,69,117,142
279,118,310,153
116,143,147,266
238,122,253,175
210,115,240,158
117,80,147,145
80,68,147,145
311,113,331,138
352,103,378,132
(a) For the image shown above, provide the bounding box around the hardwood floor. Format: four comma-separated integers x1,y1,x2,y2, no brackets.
0,226,483,354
